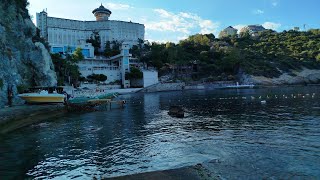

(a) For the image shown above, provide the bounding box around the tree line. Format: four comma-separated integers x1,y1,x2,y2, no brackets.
52,29,320,85
129,29,320,81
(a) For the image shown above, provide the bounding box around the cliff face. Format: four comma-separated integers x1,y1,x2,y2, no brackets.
0,1,57,107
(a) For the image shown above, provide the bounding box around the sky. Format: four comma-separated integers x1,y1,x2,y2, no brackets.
28,0,320,43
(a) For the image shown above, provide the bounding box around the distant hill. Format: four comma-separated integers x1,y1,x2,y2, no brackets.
137,30,320,83
229,29,320,78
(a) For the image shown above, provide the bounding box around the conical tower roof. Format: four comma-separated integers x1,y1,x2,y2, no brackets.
92,4,112,15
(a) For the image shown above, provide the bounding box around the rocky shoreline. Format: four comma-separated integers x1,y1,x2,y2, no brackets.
241,68,320,85
139,68,320,93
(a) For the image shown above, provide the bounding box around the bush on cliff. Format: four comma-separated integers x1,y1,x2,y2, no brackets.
51,53,81,86
1,0,30,19
0,79,3,90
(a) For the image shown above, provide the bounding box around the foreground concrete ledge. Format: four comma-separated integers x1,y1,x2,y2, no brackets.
104,164,216,180
103,157,317,180
0,104,66,134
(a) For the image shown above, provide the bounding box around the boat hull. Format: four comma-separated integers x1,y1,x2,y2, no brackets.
18,94,65,104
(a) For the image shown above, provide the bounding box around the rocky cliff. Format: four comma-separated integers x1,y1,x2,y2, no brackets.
0,0,57,107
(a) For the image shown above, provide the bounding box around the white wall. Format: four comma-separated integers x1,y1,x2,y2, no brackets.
79,69,121,83
143,70,159,87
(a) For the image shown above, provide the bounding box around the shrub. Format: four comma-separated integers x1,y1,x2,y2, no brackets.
0,79,3,90
17,84,29,94
125,67,143,80
87,74,107,82
316,54,320,62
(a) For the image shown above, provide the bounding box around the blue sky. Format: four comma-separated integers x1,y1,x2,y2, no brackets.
28,0,320,42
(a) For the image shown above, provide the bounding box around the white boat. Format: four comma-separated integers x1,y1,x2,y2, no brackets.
18,90,65,104
225,82,255,89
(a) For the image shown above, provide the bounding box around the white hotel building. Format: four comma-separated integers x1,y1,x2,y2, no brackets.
36,4,145,57
36,4,158,88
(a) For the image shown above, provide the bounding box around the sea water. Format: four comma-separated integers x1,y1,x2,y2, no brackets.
0,86,319,179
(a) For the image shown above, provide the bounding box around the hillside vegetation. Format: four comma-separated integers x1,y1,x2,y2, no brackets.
134,29,320,81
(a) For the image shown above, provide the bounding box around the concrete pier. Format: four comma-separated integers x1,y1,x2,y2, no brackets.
0,104,66,134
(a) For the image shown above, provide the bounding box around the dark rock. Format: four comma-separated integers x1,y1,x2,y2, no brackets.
168,105,184,118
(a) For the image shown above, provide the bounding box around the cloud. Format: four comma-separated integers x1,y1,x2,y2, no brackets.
272,2,278,7
154,9,172,18
253,9,264,15
199,20,220,34
145,9,220,36
179,12,196,19
144,9,192,34
262,22,281,30
106,3,132,10
233,24,246,32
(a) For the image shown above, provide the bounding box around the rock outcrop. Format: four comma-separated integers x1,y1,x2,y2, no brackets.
0,1,57,107
241,68,320,85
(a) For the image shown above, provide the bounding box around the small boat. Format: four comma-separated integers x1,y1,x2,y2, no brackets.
225,82,254,89
18,90,65,104
67,92,119,104
65,92,120,111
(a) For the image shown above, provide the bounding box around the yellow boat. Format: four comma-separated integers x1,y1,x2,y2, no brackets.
18,90,65,104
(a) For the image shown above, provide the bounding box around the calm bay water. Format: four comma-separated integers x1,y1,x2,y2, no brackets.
1,86,320,179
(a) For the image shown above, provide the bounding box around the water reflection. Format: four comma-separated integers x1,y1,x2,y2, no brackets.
0,87,320,179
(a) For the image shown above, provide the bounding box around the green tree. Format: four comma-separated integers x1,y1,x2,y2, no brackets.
51,53,81,86
125,67,143,80
130,45,140,58
239,30,250,38
180,34,212,46
316,54,320,62
86,31,101,55
104,41,112,57
220,48,242,73
137,38,144,50
111,41,121,56
72,47,84,62
87,74,108,82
